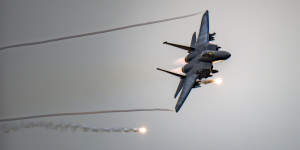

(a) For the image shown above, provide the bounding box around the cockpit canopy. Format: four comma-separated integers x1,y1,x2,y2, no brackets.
201,50,215,58
199,50,231,62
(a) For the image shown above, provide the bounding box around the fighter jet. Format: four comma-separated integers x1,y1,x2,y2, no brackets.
157,10,231,112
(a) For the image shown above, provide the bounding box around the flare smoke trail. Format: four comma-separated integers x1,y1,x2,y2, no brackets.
0,120,144,133
201,79,215,84
0,11,203,51
0,108,173,122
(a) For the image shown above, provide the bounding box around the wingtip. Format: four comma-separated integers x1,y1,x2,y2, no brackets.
203,10,209,15
175,106,180,113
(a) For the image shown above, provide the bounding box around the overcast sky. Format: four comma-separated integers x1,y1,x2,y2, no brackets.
1,0,300,150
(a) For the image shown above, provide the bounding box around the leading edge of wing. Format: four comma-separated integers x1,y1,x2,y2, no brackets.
196,10,209,47
175,74,198,112
156,68,185,78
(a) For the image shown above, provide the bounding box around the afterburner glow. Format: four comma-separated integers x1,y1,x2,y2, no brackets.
171,67,183,74
174,57,186,65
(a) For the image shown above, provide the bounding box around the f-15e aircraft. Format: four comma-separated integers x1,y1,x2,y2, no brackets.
157,10,231,112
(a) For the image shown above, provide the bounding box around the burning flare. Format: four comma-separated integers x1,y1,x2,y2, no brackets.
139,127,147,133
213,78,222,84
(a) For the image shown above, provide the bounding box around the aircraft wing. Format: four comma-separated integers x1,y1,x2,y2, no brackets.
175,74,198,112
156,68,185,78
195,10,209,48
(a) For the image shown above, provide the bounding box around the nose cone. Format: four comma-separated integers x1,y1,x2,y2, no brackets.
216,51,231,60
223,51,231,59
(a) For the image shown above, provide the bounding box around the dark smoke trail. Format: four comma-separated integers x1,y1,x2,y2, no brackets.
0,11,203,51
0,108,174,122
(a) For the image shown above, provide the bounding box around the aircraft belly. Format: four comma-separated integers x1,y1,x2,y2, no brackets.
198,70,211,78
196,62,212,78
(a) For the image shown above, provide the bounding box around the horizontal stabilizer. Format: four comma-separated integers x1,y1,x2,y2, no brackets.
163,41,194,53
157,68,185,78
